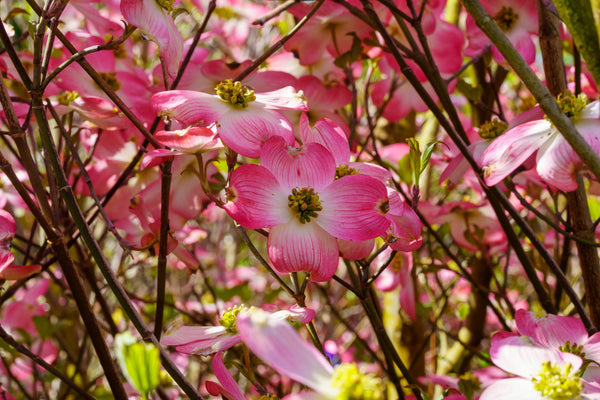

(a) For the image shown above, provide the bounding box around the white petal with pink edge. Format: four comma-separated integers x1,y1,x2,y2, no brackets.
217,105,296,158
482,119,553,186
267,220,339,282
490,334,582,378
318,175,390,241
152,90,228,126
261,136,336,191
537,119,600,191
224,164,290,230
237,309,337,396
480,378,543,400
255,86,308,110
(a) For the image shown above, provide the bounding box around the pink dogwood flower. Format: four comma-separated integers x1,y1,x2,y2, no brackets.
481,333,600,400
162,305,313,355
482,94,600,191
236,308,384,399
224,136,390,282
152,80,307,158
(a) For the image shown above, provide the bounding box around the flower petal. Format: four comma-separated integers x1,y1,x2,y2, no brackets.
480,378,542,400
536,119,600,191
236,309,336,395
120,0,183,77
481,119,553,186
0,264,41,280
217,105,296,158
318,175,390,241
299,113,350,166
490,334,582,378
152,90,228,126
260,136,336,191
154,127,220,152
224,164,290,229
268,220,339,282
515,309,588,348
207,353,246,400
255,86,308,110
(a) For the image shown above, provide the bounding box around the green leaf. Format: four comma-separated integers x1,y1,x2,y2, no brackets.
420,141,445,175
115,332,160,399
406,137,421,188
456,79,483,102
456,303,470,321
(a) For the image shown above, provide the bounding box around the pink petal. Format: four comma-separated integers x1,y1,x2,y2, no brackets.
584,333,600,364
162,325,228,346
224,164,290,229
208,353,246,400
120,0,183,78
0,264,41,280
217,105,296,158
515,309,588,348
255,86,308,110
537,119,600,191
318,175,390,241
337,238,374,260
154,127,220,152
0,209,16,241
152,90,227,126
490,334,582,378
260,136,336,191
236,309,336,395
268,220,339,282
481,119,552,186
0,251,14,274
480,378,542,400
298,113,350,166
271,306,315,325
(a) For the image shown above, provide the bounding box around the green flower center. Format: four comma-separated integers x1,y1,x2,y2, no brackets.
331,363,383,400
559,341,586,358
57,90,80,106
288,187,322,224
479,118,508,139
335,165,360,180
218,304,251,334
257,395,277,400
531,361,582,400
556,91,588,122
98,72,121,92
155,0,174,12
494,6,519,32
215,79,256,108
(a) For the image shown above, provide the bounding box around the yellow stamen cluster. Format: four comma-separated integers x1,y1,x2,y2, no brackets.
330,363,383,400
57,90,80,106
155,0,175,12
257,395,277,400
494,6,519,32
478,119,508,139
531,361,582,400
98,72,121,92
215,79,256,108
288,187,322,224
335,164,360,180
218,304,250,334
556,91,588,122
